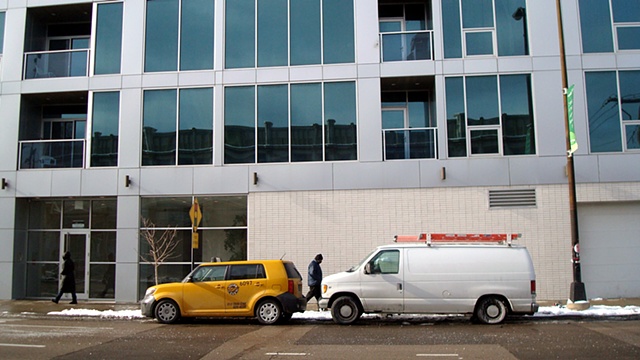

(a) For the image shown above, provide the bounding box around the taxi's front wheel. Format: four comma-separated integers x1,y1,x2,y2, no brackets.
155,299,181,324
256,299,281,325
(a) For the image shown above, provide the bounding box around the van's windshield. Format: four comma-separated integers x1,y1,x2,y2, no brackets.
347,250,376,272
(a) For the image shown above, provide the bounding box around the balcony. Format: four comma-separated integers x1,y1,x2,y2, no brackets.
383,127,437,160
19,139,85,169
23,50,89,79
380,30,433,62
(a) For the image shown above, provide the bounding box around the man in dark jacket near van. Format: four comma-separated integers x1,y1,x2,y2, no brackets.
306,254,323,306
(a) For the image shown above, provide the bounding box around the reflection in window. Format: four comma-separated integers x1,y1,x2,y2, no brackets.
443,0,528,58
91,92,120,167
145,0,214,71
142,90,177,165
370,250,400,274
579,0,640,52
94,2,123,75
225,82,357,164
586,71,640,152
225,0,354,68
446,74,536,156
179,88,213,165
382,91,436,160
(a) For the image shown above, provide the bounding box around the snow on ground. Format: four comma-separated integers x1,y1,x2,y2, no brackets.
46,304,640,320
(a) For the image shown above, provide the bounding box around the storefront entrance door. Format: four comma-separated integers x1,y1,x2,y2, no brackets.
62,232,89,299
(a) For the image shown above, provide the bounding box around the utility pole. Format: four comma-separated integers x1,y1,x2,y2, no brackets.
555,0,588,306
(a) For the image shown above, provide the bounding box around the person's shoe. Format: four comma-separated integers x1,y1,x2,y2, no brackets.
51,299,58,304
69,301,77,304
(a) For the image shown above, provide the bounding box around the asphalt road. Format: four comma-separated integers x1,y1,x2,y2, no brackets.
0,315,639,359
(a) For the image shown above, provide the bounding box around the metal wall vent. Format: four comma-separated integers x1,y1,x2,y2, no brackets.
489,189,536,208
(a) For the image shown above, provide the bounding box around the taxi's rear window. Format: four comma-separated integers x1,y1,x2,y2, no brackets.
283,262,302,279
228,264,266,280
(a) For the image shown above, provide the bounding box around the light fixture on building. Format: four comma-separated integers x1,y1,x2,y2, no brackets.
440,167,446,181
1,178,7,190
125,175,132,187
253,172,259,185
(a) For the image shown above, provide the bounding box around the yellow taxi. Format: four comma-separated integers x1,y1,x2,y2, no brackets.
140,260,307,324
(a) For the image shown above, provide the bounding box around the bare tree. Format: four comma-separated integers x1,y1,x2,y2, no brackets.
139,217,180,285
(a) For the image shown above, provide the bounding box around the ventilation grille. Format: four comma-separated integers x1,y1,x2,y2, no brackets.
489,189,536,208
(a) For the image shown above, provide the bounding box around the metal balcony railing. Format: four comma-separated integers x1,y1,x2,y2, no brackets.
19,139,85,169
383,127,438,160
23,49,89,79
380,30,433,62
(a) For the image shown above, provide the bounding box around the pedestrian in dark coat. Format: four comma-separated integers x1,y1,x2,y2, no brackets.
305,254,323,305
52,251,77,304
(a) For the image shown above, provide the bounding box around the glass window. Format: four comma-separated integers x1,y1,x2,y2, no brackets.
181,0,214,70
369,250,400,274
229,264,266,280
198,196,247,228
0,12,5,54
465,31,494,55
29,200,62,230
258,0,288,67
27,231,60,262
258,85,289,163
470,129,499,154
291,83,323,162
291,0,321,65
618,70,640,121
466,76,499,126
144,0,179,72
63,200,90,229
90,232,116,262
627,125,640,149
462,0,494,28
91,92,120,167
612,0,640,22
94,2,123,75
178,88,213,165
616,26,640,50
579,0,614,53
192,265,227,282
446,77,466,157
500,74,535,155
495,0,528,56
200,229,247,262
224,86,256,164
442,0,463,58
141,197,192,227
585,72,622,152
324,82,357,161
225,0,255,69
142,89,177,165
91,199,117,229
322,0,355,64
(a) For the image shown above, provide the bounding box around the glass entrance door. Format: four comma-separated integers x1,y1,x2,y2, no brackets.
62,232,89,299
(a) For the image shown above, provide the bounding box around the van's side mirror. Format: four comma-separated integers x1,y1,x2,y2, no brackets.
364,263,371,274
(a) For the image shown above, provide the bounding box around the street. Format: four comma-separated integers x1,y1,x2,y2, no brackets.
0,315,639,359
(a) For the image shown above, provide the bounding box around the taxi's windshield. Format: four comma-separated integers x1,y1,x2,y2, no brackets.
346,250,376,272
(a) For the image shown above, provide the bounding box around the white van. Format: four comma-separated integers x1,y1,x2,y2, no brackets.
319,233,538,325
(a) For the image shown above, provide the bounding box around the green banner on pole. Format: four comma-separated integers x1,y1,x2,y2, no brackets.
566,84,578,156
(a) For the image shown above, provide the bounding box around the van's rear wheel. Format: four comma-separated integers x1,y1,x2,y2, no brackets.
475,297,507,324
331,296,361,325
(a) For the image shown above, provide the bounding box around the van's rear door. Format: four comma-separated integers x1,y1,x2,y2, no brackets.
359,249,403,312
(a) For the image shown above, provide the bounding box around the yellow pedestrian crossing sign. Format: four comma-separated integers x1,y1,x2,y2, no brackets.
189,198,202,249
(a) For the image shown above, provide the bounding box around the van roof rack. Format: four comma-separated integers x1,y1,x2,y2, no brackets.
394,233,521,247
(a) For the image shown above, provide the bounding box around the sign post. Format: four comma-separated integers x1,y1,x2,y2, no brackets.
189,198,203,270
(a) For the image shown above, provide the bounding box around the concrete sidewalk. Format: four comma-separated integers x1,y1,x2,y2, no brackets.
0,298,639,318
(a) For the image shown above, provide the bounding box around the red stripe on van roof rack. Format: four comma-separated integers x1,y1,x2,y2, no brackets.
394,233,521,246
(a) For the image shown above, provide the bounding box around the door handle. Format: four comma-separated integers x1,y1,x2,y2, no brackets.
397,283,403,291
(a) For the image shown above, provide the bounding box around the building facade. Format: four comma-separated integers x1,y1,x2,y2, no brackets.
0,0,638,303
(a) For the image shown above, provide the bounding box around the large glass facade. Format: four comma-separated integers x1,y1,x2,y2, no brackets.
143,88,213,166
139,196,248,299
91,92,120,167
579,0,640,52
585,71,640,152
225,82,357,164
94,2,123,75
25,199,117,299
145,0,214,72
445,74,535,157
225,0,354,68
442,0,528,58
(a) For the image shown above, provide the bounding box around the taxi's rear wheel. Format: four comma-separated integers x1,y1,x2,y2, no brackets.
155,299,180,324
256,299,281,325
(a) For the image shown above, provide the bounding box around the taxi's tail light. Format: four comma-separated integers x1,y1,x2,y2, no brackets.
288,280,295,294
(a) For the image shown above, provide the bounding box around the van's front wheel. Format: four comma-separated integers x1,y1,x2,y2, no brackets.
331,296,362,325
475,297,507,324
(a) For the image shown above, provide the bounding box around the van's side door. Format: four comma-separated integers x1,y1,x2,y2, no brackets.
359,249,403,312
